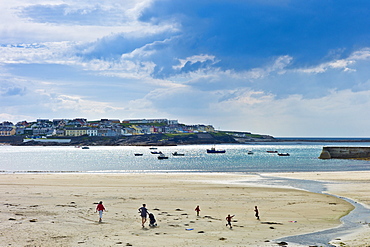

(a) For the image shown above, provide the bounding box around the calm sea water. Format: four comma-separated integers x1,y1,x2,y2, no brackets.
1,142,370,173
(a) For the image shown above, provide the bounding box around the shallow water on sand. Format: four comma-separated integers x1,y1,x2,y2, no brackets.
243,175,370,247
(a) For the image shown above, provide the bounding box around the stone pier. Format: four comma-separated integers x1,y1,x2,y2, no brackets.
319,146,370,159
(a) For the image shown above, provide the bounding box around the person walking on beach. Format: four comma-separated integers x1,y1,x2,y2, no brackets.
195,205,201,216
254,206,260,220
138,204,149,227
225,214,234,229
95,201,106,223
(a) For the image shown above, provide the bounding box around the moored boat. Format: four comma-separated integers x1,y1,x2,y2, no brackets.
266,151,278,153
247,150,254,155
81,146,90,149
207,147,226,153
278,153,290,156
151,151,162,154
172,152,185,156
134,153,143,156
158,153,169,159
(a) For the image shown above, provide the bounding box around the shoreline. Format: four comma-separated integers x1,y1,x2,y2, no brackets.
1,172,369,246
264,172,370,246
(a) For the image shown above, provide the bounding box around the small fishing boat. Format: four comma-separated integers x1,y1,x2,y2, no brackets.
172,152,185,156
134,153,143,156
81,146,90,149
247,150,254,155
278,153,290,156
149,147,157,150
151,151,162,154
207,147,226,153
266,151,278,153
158,153,169,159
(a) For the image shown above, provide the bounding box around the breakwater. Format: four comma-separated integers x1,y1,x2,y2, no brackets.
319,146,370,159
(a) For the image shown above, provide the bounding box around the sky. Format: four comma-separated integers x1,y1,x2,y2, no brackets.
1,0,370,137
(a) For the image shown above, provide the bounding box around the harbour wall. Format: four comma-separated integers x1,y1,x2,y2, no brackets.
23,138,71,143
319,146,370,159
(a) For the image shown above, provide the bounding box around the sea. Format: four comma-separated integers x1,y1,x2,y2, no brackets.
1,141,370,173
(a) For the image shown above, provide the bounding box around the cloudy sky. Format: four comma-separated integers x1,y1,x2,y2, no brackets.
1,0,369,137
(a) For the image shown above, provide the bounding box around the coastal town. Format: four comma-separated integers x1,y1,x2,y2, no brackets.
0,118,216,137
0,118,274,145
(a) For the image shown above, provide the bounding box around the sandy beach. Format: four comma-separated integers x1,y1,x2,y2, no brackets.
0,172,369,246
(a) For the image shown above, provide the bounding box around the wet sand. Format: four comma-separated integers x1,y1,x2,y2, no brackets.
0,172,368,246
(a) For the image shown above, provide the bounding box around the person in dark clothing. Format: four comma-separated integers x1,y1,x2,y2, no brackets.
254,206,260,220
225,214,234,229
138,204,148,227
195,205,201,216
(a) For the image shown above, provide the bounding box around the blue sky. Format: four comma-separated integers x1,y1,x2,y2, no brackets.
1,0,370,137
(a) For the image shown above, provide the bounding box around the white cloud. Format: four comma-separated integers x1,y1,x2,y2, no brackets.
35,90,124,114
219,89,275,105
0,113,33,124
0,0,175,43
0,42,76,65
124,0,154,20
173,54,217,70
168,55,293,85
296,48,370,74
210,88,370,136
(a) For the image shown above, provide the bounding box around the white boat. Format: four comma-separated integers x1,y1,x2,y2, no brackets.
172,152,185,156
207,147,226,153
278,153,290,156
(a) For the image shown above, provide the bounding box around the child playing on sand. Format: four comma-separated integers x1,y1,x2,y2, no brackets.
225,214,234,228
254,206,260,220
138,204,149,227
95,201,106,223
195,205,200,216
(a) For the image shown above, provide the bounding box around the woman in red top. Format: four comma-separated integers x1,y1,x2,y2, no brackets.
96,201,106,222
